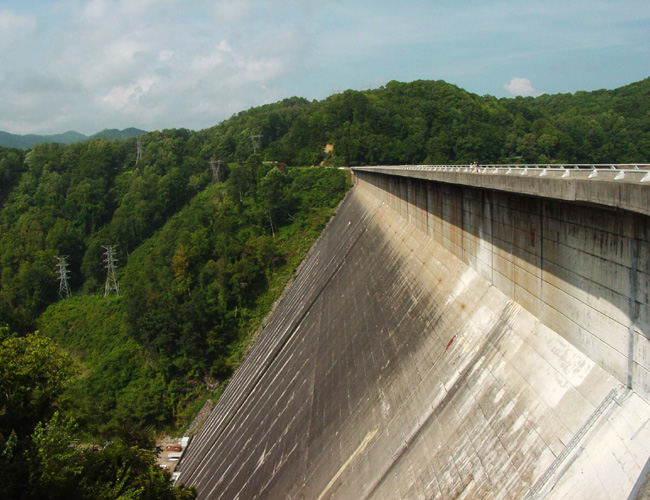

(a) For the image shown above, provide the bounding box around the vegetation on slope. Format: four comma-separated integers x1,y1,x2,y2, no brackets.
38,160,349,435
0,327,196,499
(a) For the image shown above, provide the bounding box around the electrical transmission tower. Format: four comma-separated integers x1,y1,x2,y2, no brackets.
54,255,71,299
102,245,120,296
250,132,262,154
209,156,222,183
136,136,143,163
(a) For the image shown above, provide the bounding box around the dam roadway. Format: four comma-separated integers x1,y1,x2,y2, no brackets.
176,164,650,499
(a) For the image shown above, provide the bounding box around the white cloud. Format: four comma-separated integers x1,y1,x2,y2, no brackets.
213,0,254,23
81,0,109,21
158,50,174,63
102,76,156,112
118,0,180,16
0,9,37,50
503,77,538,97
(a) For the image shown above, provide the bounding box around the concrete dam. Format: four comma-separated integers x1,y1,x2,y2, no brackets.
176,165,650,499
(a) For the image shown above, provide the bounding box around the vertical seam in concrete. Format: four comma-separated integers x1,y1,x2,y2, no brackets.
425,179,430,238
487,189,494,284
460,186,465,260
627,231,638,389
537,200,547,317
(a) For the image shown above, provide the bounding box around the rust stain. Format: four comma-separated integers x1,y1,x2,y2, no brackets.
445,335,456,351
531,224,536,248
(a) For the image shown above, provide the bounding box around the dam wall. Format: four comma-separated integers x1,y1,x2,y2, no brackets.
176,171,650,499
354,167,650,402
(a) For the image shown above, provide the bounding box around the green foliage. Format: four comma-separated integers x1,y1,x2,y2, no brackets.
38,296,169,435
0,147,25,204
0,327,196,499
24,413,196,499
121,166,349,388
3,77,649,334
90,128,147,142
27,412,82,497
32,162,348,436
0,332,74,439
192,77,650,166
0,331,76,499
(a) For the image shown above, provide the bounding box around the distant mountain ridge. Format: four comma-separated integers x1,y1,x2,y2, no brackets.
0,127,147,149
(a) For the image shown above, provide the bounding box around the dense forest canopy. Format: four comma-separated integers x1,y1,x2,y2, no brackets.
0,76,648,498
192,77,650,166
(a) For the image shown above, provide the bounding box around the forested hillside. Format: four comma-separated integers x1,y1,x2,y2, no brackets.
194,77,650,166
0,76,649,498
0,128,349,497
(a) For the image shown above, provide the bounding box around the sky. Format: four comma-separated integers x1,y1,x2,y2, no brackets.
1,0,649,135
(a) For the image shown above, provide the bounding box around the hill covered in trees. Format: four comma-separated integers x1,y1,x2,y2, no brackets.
0,132,349,497
0,128,146,150
194,76,650,166
0,76,649,497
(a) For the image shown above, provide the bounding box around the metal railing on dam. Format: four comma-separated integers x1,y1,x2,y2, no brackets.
354,163,650,181
177,169,650,500
353,163,650,217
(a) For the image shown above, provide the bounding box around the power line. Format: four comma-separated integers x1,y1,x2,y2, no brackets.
54,255,71,299
102,245,120,297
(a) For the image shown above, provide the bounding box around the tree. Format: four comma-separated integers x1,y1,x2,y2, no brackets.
0,329,74,498
27,411,82,498
0,327,196,499
0,331,73,438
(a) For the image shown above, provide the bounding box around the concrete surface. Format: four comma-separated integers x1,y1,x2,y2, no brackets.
356,169,650,403
176,176,650,499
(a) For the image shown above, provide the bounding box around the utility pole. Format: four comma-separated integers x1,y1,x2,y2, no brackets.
250,132,262,154
209,156,222,184
54,255,71,299
102,245,120,297
136,136,143,163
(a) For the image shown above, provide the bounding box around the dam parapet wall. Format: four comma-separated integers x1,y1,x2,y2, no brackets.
353,166,650,403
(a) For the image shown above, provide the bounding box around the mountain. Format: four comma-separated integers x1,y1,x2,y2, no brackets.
0,128,146,149
0,130,86,149
90,127,147,141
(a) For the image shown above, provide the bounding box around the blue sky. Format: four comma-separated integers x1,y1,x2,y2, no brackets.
1,0,649,135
